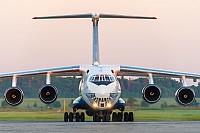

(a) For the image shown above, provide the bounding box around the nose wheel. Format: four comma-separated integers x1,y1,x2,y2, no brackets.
92,113,110,122
93,114,101,122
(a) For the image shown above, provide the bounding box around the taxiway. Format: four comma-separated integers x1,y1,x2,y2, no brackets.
0,121,199,133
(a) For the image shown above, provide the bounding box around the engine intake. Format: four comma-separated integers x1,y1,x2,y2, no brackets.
142,84,161,104
39,84,58,104
4,87,24,106
175,87,195,106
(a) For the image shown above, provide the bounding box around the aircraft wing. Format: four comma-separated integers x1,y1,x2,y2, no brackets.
0,65,81,78
119,65,200,80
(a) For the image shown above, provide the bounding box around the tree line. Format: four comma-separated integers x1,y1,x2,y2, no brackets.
0,76,199,98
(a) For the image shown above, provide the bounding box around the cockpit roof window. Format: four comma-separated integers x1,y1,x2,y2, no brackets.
89,74,115,86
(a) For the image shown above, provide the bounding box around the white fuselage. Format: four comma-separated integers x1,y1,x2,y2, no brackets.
79,65,122,110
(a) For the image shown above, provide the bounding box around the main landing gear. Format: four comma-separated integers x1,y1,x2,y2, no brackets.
64,111,134,122
64,112,85,122
111,112,134,122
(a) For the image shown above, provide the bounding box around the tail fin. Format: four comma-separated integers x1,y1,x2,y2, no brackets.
33,13,157,65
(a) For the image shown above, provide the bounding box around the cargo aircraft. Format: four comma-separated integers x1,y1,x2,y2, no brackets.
2,13,200,122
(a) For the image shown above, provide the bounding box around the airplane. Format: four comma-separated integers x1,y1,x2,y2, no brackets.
1,13,200,122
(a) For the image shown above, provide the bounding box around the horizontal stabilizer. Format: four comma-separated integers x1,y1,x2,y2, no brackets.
99,13,157,19
32,13,157,19
32,13,92,19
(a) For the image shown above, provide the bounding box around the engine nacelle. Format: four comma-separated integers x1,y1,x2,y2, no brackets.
38,84,58,104
175,87,195,106
4,87,24,106
142,84,161,104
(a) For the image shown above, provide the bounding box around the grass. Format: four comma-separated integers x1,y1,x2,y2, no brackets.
133,109,200,121
0,109,200,121
0,98,200,121
0,111,63,121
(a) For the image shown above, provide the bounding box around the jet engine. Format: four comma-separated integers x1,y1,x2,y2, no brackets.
38,84,58,104
4,87,24,106
175,87,195,106
142,84,161,103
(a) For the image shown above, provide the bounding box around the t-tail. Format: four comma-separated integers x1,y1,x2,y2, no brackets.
33,13,157,65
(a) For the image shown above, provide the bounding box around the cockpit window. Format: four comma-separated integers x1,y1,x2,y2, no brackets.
89,74,115,86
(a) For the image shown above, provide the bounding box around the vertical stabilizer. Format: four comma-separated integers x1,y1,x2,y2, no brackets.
92,13,100,65
33,13,157,65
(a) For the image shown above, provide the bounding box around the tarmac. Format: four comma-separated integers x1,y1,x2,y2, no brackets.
0,121,200,133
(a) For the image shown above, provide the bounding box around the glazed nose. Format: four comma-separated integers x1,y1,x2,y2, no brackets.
95,85,110,98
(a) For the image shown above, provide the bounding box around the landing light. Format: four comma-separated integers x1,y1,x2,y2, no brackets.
93,102,98,108
106,103,112,108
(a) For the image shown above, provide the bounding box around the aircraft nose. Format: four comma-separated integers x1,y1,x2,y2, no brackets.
95,85,110,98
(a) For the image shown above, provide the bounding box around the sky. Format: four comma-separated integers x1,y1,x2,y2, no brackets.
0,0,200,77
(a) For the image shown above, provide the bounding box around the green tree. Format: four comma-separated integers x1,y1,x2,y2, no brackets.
190,99,199,107
33,101,38,108
52,101,61,108
161,102,168,108
126,97,137,107
1,100,9,108
27,103,30,109
141,100,149,107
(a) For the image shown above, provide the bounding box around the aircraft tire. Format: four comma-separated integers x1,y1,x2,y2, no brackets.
69,112,74,122
112,112,117,122
64,112,68,122
93,114,100,122
103,114,110,122
75,112,80,122
124,112,129,122
80,112,85,122
117,112,123,122
129,112,134,121
93,114,96,122
96,114,101,122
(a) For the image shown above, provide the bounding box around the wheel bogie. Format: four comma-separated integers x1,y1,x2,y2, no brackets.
111,112,134,122
64,111,134,122
64,112,86,122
